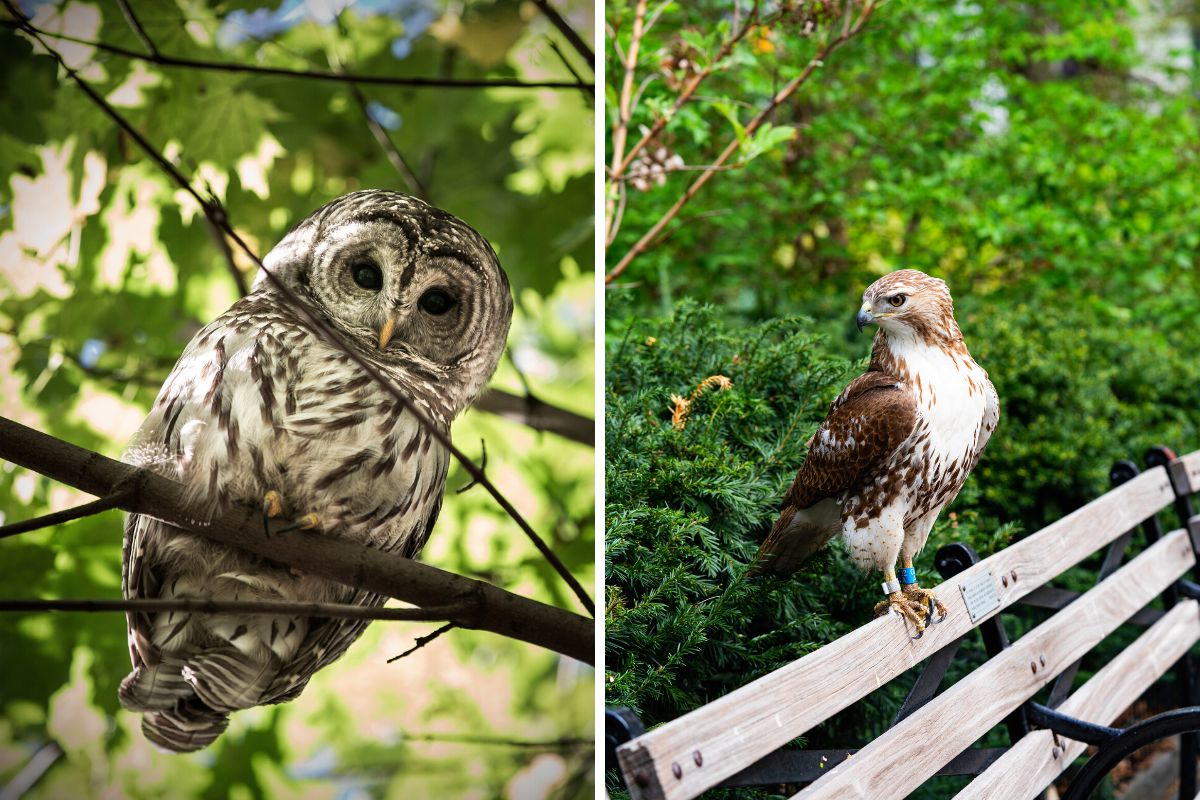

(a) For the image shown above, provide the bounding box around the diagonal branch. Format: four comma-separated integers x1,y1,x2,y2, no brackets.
0,415,593,663
472,389,593,445
0,17,591,90
530,0,595,70
114,0,157,57
0,597,469,622
8,8,594,616
0,490,132,540
605,1,882,284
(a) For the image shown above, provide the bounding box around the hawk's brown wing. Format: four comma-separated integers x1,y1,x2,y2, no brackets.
752,371,917,575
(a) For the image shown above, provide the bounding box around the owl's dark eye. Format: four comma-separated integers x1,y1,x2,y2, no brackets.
888,294,907,308
350,261,383,291
418,288,457,316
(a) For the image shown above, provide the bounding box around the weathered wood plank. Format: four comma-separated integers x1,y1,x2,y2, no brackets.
793,528,1195,800
616,468,1173,800
1181,449,1200,493
955,598,1200,800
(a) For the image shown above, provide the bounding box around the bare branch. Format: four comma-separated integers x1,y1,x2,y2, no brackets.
606,0,649,238
0,415,593,663
387,621,456,662
530,0,595,70
0,597,469,623
0,489,132,540
402,731,593,749
473,389,593,445
202,214,250,297
8,12,594,616
0,18,591,91
114,0,157,57
606,1,882,283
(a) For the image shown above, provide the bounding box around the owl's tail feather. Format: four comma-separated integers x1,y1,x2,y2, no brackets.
118,658,192,711
182,647,276,713
142,701,229,753
748,499,840,577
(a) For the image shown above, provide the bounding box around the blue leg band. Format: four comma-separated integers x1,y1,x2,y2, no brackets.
898,567,916,585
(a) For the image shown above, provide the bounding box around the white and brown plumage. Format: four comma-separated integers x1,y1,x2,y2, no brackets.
119,191,512,751
753,269,998,634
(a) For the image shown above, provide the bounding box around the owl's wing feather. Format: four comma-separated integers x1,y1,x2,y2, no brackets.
751,371,917,575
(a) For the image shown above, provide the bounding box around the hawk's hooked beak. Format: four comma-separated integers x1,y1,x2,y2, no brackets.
856,305,875,333
378,315,398,349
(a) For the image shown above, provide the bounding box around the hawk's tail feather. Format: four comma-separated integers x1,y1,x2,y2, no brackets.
142,702,229,753
749,501,839,577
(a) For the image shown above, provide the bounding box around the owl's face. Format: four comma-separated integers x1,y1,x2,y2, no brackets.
256,191,513,410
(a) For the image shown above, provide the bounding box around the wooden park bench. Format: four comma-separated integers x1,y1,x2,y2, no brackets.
606,446,1200,799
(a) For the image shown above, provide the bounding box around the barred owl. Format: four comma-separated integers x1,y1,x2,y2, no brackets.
119,190,513,751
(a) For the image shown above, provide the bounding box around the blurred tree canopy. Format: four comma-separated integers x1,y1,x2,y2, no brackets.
605,0,1200,796
0,1,594,798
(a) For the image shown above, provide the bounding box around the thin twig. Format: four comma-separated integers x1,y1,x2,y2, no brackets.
0,415,593,663
547,38,592,102
351,86,428,199
331,12,427,200
0,598,469,622
606,1,882,283
610,2,774,179
456,440,487,494
8,10,594,617
606,0,649,243
401,731,593,749
0,19,591,91
203,214,249,297
387,621,456,662
114,0,157,57
530,0,595,70
0,490,132,540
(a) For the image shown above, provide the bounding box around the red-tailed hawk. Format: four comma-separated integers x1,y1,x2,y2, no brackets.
752,269,998,635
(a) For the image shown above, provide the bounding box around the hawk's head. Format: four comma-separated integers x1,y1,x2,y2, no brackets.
856,269,958,344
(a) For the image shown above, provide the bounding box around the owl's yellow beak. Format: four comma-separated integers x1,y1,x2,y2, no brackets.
378,315,398,349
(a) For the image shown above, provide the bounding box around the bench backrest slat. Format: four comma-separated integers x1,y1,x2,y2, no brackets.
1182,451,1200,492
955,597,1200,800
793,529,1196,799
617,467,1174,800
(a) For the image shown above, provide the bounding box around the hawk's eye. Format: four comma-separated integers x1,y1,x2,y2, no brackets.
418,288,456,316
888,294,907,308
350,261,383,291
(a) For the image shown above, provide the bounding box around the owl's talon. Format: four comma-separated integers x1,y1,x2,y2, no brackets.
261,490,284,537
277,513,320,534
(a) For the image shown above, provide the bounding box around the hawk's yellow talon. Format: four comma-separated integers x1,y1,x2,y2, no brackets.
874,592,928,635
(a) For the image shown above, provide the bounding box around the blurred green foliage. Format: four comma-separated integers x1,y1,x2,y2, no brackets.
0,1,594,798
606,0,1200,796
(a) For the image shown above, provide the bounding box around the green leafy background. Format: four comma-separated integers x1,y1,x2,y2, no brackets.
0,1,594,798
605,0,1200,797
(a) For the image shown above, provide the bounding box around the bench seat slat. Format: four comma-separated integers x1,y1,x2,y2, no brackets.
617,468,1173,800
955,597,1200,800
792,528,1196,800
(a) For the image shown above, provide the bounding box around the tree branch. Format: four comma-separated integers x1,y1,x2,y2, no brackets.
0,490,131,540
530,0,595,70
0,18,591,91
605,1,882,283
0,416,593,664
0,597,468,623
473,389,593,445
387,621,456,662
7,10,594,616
